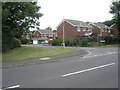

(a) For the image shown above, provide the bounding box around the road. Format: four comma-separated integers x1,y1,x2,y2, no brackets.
2,47,118,89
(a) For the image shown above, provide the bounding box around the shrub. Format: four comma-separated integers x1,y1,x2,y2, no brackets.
101,36,118,44
21,38,28,44
52,39,62,46
2,37,21,52
79,38,89,47
65,40,70,46
12,38,21,48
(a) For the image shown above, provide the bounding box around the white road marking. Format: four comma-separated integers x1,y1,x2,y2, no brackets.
81,50,91,59
39,58,50,60
98,54,104,56
93,55,97,57
62,63,115,77
81,52,117,59
3,85,20,90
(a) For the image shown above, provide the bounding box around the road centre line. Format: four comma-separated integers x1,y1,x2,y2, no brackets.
3,85,20,90
62,63,115,77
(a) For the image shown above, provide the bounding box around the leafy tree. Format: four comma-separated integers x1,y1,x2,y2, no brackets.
92,29,99,36
102,19,115,26
46,27,52,30
110,0,120,32
53,30,57,32
2,2,43,52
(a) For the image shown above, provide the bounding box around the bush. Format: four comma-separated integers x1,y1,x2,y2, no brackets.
21,38,28,44
65,40,70,46
12,38,21,48
100,36,118,44
52,39,62,46
2,37,21,52
79,38,89,47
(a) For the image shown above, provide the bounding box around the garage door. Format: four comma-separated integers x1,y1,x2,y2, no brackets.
33,40,38,44
38,40,42,44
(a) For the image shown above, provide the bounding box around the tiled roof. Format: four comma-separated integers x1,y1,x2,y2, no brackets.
57,19,92,28
39,29,55,34
93,23,110,29
64,19,92,27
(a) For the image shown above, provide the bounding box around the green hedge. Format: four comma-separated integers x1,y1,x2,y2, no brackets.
51,39,62,46
2,38,21,52
12,38,21,48
21,38,28,44
52,36,119,47
100,36,118,44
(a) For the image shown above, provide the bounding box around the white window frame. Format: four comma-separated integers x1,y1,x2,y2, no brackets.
77,27,81,32
82,27,86,31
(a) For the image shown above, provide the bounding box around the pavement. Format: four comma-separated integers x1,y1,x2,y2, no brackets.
2,45,88,69
2,46,118,88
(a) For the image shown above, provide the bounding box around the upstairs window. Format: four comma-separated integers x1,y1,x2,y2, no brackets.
49,34,53,37
76,27,81,32
82,27,88,31
44,34,46,37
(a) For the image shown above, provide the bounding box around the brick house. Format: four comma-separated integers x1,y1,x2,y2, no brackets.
57,19,92,40
110,24,118,36
33,29,55,44
89,22,111,36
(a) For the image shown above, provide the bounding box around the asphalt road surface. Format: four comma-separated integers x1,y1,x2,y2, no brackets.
2,47,118,89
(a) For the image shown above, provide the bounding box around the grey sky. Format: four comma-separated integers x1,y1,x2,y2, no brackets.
37,0,113,30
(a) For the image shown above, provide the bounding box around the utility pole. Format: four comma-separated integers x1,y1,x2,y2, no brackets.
63,18,65,48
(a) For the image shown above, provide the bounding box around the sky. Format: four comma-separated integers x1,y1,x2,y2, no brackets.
37,0,113,30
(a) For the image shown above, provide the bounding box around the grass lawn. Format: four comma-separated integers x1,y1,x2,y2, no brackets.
42,44,52,46
2,46,75,62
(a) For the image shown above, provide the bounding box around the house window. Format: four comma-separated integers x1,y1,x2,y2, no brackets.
86,28,88,31
108,29,110,32
82,27,87,31
49,34,53,37
76,27,81,32
88,28,91,31
44,34,46,37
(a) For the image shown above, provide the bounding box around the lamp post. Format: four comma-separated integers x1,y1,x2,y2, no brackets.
63,18,65,48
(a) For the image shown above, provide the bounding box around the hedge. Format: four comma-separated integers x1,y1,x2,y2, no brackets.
2,37,21,52
52,36,119,47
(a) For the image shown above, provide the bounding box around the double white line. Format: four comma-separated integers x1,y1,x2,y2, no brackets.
62,63,115,77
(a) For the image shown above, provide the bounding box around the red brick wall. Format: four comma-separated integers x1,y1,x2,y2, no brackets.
111,25,118,36
57,21,82,40
34,31,42,38
89,24,111,36
89,24,101,35
102,32,111,36
34,30,55,39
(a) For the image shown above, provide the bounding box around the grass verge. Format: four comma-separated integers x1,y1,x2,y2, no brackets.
96,44,120,47
3,46,75,62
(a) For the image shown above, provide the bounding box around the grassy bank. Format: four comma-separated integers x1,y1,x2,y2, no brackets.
3,46,75,62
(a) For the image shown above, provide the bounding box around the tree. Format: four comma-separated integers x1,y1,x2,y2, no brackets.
2,2,43,52
46,27,52,30
110,0,120,32
102,19,115,26
53,30,57,32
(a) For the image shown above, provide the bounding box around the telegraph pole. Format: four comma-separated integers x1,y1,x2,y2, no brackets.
63,17,65,48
